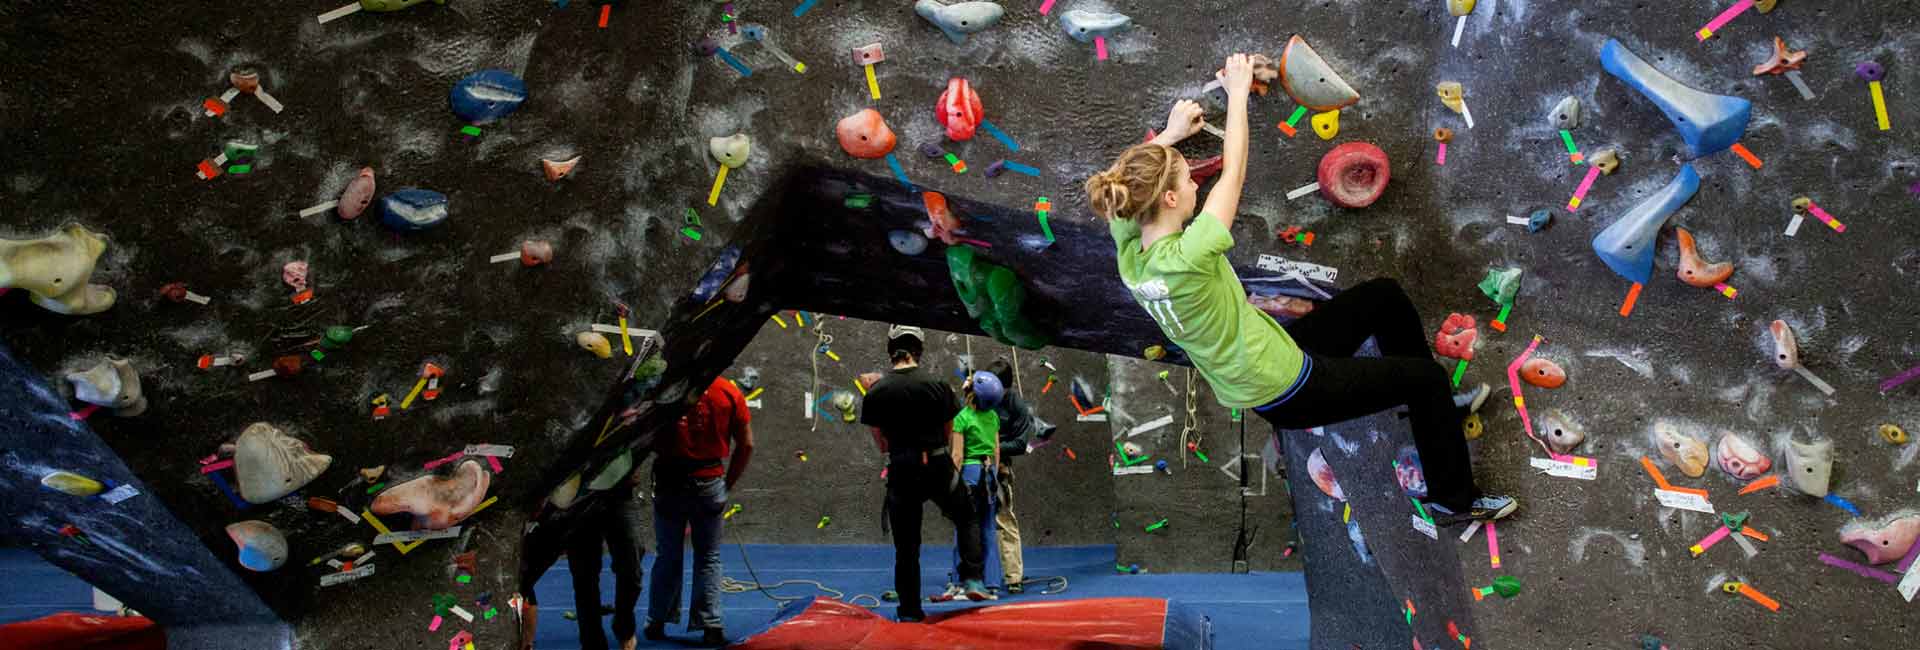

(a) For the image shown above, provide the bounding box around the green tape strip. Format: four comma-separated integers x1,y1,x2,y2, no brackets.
1413,497,1433,524
1451,359,1468,387
1145,518,1169,532
1495,302,1513,324
1559,130,1577,154
227,165,252,174
1286,106,1309,126
1038,212,1054,242
460,126,482,136
681,227,703,240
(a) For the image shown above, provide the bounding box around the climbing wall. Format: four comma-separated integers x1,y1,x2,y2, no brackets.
4,1,1920,649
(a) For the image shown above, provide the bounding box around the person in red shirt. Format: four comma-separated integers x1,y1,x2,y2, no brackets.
644,376,754,647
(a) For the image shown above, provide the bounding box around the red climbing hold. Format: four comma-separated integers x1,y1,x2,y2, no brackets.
923,191,961,245
937,78,984,142
1435,313,1477,361
836,109,897,160
1316,142,1391,208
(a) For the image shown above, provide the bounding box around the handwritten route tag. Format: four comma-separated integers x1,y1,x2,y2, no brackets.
463,444,515,458
1112,465,1155,476
1900,560,1920,602
1530,457,1598,480
321,564,376,587
1255,254,1339,282
373,527,462,545
1412,515,1439,540
1655,489,1715,514
1125,415,1174,438
100,484,140,504
1076,413,1108,422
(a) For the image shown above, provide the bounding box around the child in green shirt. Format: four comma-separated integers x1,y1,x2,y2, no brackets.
943,371,1007,597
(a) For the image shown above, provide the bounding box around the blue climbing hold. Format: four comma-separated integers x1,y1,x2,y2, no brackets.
1592,165,1699,285
1526,209,1552,233
449,69,528,125
379,189,451,232
1599,39,1751,160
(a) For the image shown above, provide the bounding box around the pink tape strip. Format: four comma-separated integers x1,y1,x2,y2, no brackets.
68,404,100,421
200,459,236,474
1806,202,1847,232
1507,336,1549,456
1485,520,1501,568
428,615,443,631
424,451,466,471
1698,0,1755,38
1567,165,1602,211
1094,36,1108,60
1695,526,1730,552
1436,144,1447,165
488,456,504,473
1038,0,1055,14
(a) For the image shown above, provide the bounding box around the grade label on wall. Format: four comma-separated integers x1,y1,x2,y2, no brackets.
1255,255,1339,283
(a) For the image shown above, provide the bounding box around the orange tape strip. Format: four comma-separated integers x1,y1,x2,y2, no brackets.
1737,474,1779,495
1638,456,1673,489
1737,584,1780,611
1619,283,1643,317
1740,526,1770,542
1277,122,1297,138
1729,143,1763,169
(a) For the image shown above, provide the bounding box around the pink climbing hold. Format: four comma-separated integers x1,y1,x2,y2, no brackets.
282,261,310,292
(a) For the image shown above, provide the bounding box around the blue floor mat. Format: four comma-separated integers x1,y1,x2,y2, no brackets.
0,548,98,624
535,544,1308,650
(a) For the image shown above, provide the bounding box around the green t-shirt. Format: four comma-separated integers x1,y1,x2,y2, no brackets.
1111,213,1306,408
953,406,1001,462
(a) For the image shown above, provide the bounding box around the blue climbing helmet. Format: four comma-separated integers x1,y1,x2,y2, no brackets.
969,370,1005,410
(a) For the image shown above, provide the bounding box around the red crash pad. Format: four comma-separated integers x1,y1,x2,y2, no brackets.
730,597,1172,650
0,612,165,650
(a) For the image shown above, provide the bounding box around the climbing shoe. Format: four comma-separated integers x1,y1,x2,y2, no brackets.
963,579,991,601
701,627,727,647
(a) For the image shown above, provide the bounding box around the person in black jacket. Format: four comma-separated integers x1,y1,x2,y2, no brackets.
985,359,1054,593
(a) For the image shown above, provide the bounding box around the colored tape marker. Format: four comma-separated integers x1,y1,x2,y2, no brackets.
597,3,610,28
1567,165,1602,211
1618,282,1642,318
1485,520,1501,568
883,153,913,191
864,63,881,99
1729,143,1763,169
1094,36,1109,60
1871,81,1891,131
980,120,1020,151
792,0,818,17
1690,526,1731,556
1879,365,1920,393
1436,143,1447,166
1002,160,1041,176
715,48,752,76
1695,0,1754,41
1805,201,1847,232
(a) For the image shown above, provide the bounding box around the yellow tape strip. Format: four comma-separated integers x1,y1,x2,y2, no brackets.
360,509,424,554
1872,81,1891,131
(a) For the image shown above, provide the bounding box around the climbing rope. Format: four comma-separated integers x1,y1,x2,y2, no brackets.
1011,347,1023,396
1180,368,1199,468
808,317,831,432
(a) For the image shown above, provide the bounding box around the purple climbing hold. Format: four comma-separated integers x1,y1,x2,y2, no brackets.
918,142,943,159
1857,61,1887,82
984,160,1006,178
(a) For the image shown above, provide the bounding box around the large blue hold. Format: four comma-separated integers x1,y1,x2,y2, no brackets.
380,189,450,232
1600,39,1751,160
449,69,527,125
1592,165,1699,285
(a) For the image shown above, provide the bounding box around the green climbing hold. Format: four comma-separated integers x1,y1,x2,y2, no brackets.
844,193,874,209
945,246,1051,349
1720,511,1750,532
1491,575,1522,598
321,325,355,349
1478,267,1523,306
432,593,458,615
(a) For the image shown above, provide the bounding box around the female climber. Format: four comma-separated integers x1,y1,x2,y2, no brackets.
1082,53,1515,525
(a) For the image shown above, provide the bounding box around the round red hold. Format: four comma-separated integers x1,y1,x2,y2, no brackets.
272,355,304,377
1317,142,1391,209
160,282,189,303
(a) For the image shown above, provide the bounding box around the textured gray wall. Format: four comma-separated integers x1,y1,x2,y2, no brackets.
4,0,1919,649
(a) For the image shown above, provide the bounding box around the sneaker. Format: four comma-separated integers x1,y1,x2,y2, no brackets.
1007,582,1025,595
701,627,727,647
644,622,667,641
929,584,966,603
1429,495,1518,525
1453,383,1491,414
963,579,990,601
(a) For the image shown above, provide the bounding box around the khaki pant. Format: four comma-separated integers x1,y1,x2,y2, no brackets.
994,465,1023,584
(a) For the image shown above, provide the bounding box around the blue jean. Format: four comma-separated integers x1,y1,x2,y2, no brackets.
649,476,727,630
956,462,1003,589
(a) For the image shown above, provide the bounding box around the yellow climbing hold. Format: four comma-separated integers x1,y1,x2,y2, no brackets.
41,470,104,496
1462,413,1484,441
1881,423,1908,445
1311,110,1340,140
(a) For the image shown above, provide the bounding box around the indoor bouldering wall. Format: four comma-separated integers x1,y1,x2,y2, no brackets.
3,1,1920,650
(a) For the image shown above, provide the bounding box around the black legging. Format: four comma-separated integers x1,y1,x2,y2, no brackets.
1254,278,1482,511
566,495,646,650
